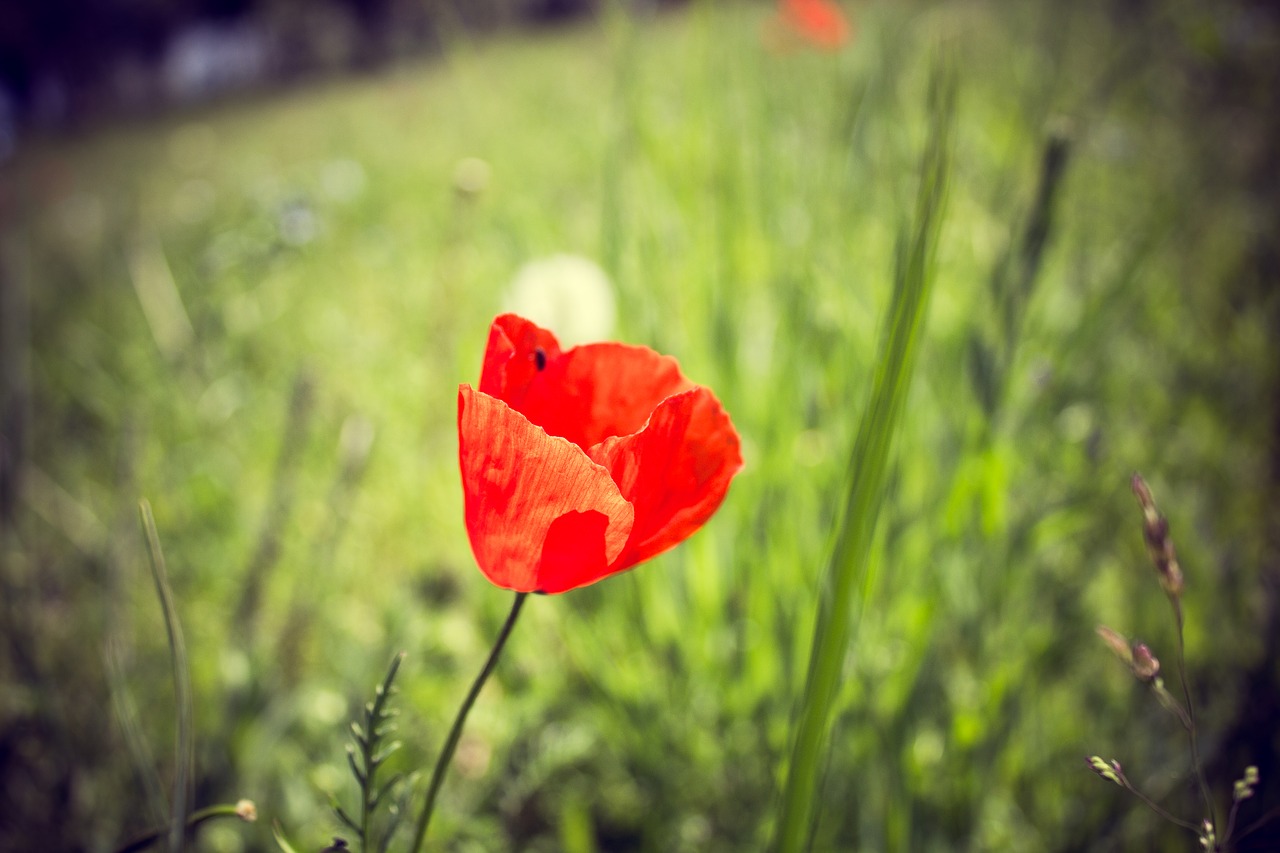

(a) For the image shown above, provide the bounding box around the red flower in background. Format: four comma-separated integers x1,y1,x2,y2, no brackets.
774,0,851,51
458,314,743,594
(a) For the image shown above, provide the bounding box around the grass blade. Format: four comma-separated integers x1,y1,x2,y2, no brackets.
774,66,956,852
271,821,303,853
139,499,193,853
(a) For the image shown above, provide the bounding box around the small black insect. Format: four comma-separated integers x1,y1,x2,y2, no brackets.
534,347,548,371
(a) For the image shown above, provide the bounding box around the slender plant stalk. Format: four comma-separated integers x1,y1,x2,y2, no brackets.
113,802,255,853
1126,791,1201,835
1236,804,1280,845
774,68,954,852
1170,597,1217,831
1155,689,1194,736
1114,772,1200,834
1223,797,1244,845
408,591,528,853
139,500,192,853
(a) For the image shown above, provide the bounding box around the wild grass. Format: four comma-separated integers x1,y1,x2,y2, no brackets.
2,1,1275,850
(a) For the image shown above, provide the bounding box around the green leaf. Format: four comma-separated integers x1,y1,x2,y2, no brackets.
139,499,193,853
774,64,956,852
272,821,303,853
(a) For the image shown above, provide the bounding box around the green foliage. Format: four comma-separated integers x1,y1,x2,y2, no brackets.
330,652,409,853
2,1,1276,851
776,61,954,851
139,499,194,853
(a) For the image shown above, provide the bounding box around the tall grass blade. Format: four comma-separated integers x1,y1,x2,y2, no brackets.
139,499,193,853
974,124,1072,419
774,67,956,852
271,822,302,853
126,235,194,361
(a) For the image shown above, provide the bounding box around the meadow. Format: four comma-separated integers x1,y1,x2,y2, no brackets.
3,1,1278,850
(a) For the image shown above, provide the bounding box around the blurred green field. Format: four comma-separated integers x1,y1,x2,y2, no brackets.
3,1,1278,851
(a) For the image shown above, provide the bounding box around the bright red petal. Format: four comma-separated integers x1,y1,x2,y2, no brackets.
478,315,694,450
479,314,563,405
458,385,634,592
783,0,850,48
521,342,694,449
590,387,743,570
537,510,623,594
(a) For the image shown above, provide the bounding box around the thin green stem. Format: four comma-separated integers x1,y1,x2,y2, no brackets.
1235,803,1280,844
360,766,371,853
408,591,528,853
1151,679,1192,732
1119,779,1201,834
1171,596,1216,830
1222,797,1243,847
113,802,255,853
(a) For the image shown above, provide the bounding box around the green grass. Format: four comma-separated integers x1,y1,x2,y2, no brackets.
3,1,1276,851
776,62,954,852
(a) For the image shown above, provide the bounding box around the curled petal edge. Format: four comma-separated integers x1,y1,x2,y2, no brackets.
458,385,634,593
590,386,744,570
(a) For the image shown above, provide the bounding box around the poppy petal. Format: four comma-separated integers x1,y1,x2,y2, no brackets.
458,385,634,592
782,0,850,48
520,342,694,449
479,314,563,406
590,387,743,569
536,509,621,593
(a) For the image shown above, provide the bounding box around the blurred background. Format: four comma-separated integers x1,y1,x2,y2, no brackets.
2,0,1278,850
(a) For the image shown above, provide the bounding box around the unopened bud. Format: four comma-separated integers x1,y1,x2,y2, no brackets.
1234,765,1260,801
1131,474,1184,597
1130,642,1160,681
1131,473,1155,518
1152,544,1184,597
235,799,257,822
1096,626,1133,666
1087,755,1123,786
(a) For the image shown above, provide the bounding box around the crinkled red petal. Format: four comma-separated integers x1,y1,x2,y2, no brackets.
522,342,693,449
479,314,563,405
478,314,693,451
458,385,634,592
590,386,743,571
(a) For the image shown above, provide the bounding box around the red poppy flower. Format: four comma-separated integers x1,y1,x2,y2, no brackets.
458,314,743,594
775,0,851,51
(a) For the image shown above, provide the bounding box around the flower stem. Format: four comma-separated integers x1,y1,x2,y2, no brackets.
1223,797,1243,846
113,801,256,853
1171,596,1216,831
408,591,528,853
1236,803,1280,845
1126,786,1203,834
1113,769,1201,834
